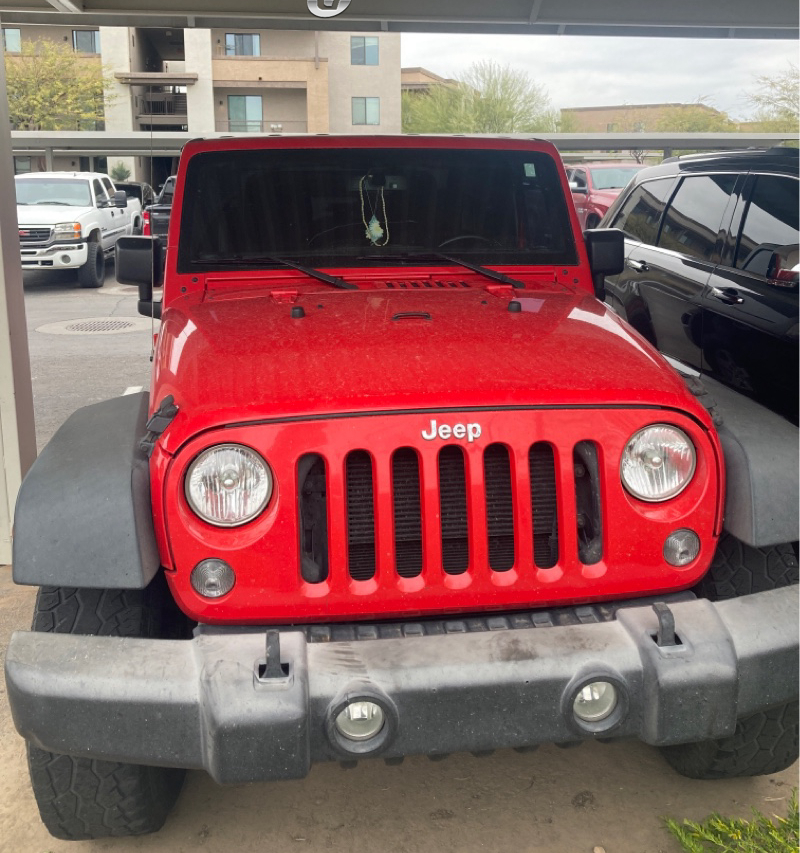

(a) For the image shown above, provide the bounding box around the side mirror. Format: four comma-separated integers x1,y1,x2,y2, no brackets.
116,236,163,318
584,228,625,301
114,190,128,208
569,181,587,193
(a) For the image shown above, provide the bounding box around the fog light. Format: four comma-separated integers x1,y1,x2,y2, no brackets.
573,681,617,723
190,559,235,598
664,529,700,567
61,254,71,264
335,701,385,741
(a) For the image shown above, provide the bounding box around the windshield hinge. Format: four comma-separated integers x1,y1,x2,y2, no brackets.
139,395,179,457
269,289,300,304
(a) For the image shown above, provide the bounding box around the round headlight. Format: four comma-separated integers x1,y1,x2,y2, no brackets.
185,444,272,526
620,425,696,502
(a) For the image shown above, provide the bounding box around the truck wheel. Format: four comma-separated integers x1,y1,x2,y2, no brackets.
26,575,191,839
658,533,799,779
77,241,105,288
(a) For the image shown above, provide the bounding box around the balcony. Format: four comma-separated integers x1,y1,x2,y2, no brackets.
140,92,188,117
214,119,308,133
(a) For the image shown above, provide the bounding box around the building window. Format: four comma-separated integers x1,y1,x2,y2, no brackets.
73,30,100,53
13,156,31,175
3,28,21,53
352,97,380,126
351,36,378,66
228,95,263,132
225,33,260,56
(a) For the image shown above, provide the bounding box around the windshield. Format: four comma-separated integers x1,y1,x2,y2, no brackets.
15,179,92,207
588,166,643,191
178,147,577,272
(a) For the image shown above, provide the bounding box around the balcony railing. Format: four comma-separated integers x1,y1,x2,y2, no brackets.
215,119,308,133
140,93,188,117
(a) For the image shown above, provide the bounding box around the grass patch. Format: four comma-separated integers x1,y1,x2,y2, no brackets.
664,789,798,852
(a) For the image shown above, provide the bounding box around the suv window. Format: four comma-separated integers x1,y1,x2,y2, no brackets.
734,175,799,282
610,178,675,245
658,174,736,262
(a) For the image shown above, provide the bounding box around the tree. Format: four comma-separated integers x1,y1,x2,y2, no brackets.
5,40,110,131
110,161,131,181
403,60,558,134
746,62,799,132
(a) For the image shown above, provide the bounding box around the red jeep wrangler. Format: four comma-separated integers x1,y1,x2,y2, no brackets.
6,136,798,840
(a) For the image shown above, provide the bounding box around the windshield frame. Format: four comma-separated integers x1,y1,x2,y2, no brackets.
177,142,578,274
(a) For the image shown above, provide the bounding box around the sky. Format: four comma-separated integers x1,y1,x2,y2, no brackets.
400,34,799,121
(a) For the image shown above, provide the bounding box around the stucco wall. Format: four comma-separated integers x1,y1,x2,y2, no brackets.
184,28,215,134
319,32,401,134
209,28,317,60
212,55,328,133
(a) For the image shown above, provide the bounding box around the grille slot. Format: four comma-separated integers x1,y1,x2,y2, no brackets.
346,450,377,581
438,446,469,574
299,454,328,584
484,444,515,571
392,448,423,578
574,441,603,564
19,227,52,244
530,442,559,568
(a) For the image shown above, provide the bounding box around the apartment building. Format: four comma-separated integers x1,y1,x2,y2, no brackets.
4,23,401,180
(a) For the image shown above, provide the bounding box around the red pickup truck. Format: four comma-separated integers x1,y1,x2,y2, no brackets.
6,135,797,840
567,162,646,229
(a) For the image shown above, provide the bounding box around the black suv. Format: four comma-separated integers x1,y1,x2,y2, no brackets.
601,148,798,423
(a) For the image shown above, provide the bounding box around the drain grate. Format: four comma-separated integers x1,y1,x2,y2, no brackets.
66,319,135,333
36,316,155,336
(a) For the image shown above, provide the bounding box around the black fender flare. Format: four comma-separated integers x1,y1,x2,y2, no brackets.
13,392,160,588
693,375,798,548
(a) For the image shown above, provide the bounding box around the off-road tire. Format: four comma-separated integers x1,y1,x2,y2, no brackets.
693,533,798,601
27,574,191,839
77,240,105,288
660,702,799,779
659,533,799,780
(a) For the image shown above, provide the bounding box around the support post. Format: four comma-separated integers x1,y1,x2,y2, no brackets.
0,16,38,564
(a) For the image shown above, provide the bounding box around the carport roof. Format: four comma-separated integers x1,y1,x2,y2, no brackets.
0,0,796,38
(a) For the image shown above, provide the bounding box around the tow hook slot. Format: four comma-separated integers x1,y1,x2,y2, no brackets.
257,630,290,680
652,602,681,647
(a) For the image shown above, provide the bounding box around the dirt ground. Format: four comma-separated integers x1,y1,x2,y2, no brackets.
1,570,796,853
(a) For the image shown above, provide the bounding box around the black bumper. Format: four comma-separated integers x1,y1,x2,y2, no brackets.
5,587,798,785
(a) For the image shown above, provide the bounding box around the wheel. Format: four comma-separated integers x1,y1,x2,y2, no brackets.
658,533,799,779
77,241,105,288
27,574,192,839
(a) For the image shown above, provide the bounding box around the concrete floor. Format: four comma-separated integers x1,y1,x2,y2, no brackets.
0,265,796,853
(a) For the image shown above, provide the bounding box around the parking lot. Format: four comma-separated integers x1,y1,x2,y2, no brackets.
0,266,795,853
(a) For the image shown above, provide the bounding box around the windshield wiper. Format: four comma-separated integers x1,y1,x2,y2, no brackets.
195,255,357,290
35,201,72,206
357,253,524,289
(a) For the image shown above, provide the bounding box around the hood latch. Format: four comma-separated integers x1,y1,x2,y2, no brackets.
139,395,179,457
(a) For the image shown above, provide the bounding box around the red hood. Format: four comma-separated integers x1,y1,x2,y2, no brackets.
152,281,705,452
590,188,623,204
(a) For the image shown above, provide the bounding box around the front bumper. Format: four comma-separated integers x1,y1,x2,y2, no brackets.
5,588,797,784
20,242,88,269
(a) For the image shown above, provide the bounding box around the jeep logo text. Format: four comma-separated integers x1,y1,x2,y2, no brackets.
421,419,482,442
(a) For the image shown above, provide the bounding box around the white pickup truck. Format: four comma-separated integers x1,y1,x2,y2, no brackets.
15,172,143,287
